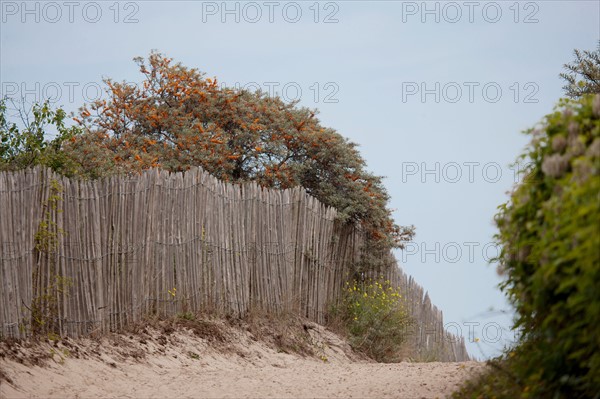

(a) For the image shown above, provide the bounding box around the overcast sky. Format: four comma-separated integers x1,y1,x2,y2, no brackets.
2,0,598,358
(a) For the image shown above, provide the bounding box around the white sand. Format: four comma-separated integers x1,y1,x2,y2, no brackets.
0,321,485,399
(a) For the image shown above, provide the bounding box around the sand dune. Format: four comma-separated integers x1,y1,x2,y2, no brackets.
0,319,484,399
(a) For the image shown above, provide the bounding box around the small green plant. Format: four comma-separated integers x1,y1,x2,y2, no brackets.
339,277,412,362
177,312,195,321
49,347,70,365
47,331,60,342
30,179,72,336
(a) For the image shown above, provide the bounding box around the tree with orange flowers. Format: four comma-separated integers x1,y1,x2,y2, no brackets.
64,52,414,255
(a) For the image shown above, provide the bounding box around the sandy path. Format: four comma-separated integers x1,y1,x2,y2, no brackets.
0,322,485,398
1,358,484,399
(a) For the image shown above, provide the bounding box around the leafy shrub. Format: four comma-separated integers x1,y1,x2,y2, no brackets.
339,277,412,362
466,94,600,398
0,99,81,175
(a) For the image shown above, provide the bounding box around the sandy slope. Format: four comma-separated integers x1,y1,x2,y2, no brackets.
0,320,485,399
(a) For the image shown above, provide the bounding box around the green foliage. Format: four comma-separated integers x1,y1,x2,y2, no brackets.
484,94,600,398
337,277,412,362
560,42,600,99
0,99,82,175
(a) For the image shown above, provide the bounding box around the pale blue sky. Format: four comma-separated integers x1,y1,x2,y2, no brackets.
1,0,599,358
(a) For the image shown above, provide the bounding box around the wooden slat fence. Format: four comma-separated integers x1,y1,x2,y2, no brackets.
0,166,469,361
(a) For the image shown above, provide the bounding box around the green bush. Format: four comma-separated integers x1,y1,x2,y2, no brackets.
339,277,412,362
468,94,600,398
0,99,81,175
